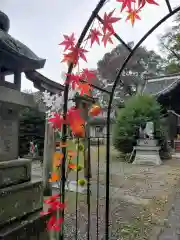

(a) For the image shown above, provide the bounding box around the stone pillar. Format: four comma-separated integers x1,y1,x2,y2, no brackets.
43,119,54,196
0,102,19,160
0,72,5,82
74,96,94,179
168,111,177,150
14,71,21,90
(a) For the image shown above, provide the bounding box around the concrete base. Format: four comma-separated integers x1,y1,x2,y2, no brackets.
0,179,43,226
0,159,31,188
133,145,162,165
0,211,50,240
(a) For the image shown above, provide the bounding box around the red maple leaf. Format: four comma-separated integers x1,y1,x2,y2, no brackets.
40,194,65,229
66,73,81,89
74,47,88,62
126,8,141,25
80,68,96,82
102,31,114,47
50,201,65,211
87,28,102,47
62,47,88,65
103,9,121,34
48,113,65,130
59,33,76,52
67,107,85,126
44,194,60,204
116,0,135,12
138,0,159,8
77,83,92,96
43,194,65,212
47,215,64,231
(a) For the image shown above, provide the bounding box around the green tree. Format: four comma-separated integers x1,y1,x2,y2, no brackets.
159,12,180,73
97,42,165,96
113,94,163,155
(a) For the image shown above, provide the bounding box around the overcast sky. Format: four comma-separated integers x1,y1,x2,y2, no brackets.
0,0,179,91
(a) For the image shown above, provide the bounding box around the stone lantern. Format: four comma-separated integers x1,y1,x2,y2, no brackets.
0,10,50,238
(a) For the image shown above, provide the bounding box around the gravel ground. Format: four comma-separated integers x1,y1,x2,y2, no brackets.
32,152,180,239
158,189,180,240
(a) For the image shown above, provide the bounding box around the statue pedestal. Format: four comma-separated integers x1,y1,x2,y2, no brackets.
133,139,162,165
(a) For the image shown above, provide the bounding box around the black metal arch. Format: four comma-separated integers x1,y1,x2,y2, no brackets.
60,1,180,239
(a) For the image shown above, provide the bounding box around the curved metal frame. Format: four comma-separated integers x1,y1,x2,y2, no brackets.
60,1,180,239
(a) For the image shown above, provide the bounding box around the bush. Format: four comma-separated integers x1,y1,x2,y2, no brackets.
113,94,164,155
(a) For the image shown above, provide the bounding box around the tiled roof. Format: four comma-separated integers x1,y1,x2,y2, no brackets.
25,70,64,94
143,74,180,96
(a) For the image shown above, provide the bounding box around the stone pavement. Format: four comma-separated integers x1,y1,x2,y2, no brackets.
31,160,42,178
158,190,180,240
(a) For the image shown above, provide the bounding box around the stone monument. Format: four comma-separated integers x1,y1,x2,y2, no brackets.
133,121,162,165
0,11,50,239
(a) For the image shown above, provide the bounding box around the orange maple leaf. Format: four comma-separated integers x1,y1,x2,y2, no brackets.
53,160,62,167
68,150,76,159
62,50,78,66
126,9,141,25
53,152,64,161
61,47,88,66
49,173,60,182
71,123,85,138
59,142,68,148
68,163,77,170
77,83,92,96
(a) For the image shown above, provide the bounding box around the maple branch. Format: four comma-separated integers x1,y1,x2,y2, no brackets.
96,15,132,53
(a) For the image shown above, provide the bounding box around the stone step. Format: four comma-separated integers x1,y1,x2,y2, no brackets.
0,179,43,227
0,159,31,188
0,210,50,240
